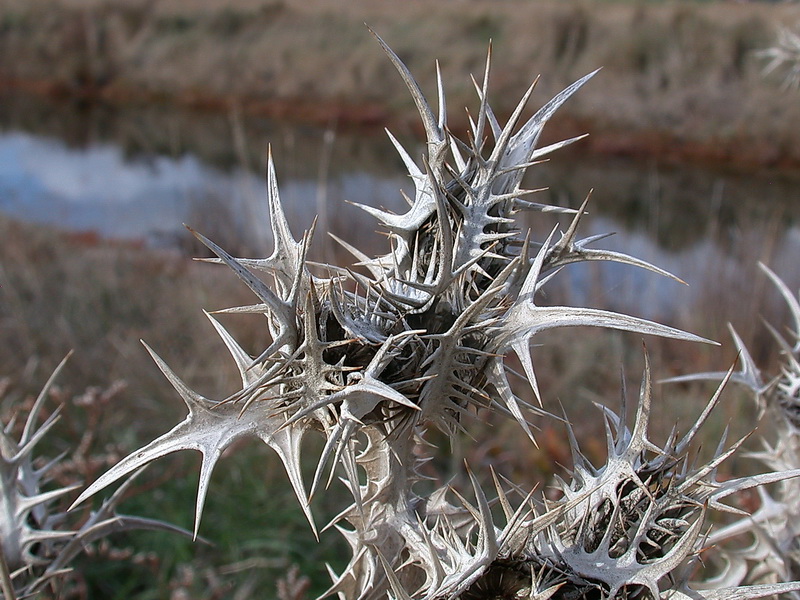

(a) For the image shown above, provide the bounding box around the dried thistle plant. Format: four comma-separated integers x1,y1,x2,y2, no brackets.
758,24,800,90
668,263,800,594
0,354,190,599
62,33,800,600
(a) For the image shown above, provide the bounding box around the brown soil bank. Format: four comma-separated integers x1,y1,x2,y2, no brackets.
2,0,800,168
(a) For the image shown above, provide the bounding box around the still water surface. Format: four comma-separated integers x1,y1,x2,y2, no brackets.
2,95,799,333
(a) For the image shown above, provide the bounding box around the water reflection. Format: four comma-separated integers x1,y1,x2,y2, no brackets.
0,129,414,253
0,131,227,241
1,93,799,336
0,93,418,255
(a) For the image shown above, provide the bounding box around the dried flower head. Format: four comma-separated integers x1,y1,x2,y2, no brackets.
71,34,800,599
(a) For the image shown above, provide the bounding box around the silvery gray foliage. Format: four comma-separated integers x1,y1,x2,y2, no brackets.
72,34,800,599
668,263,800,595
0,354,190,598
759,25,800,90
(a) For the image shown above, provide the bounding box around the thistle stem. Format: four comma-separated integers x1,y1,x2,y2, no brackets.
0,550,17,600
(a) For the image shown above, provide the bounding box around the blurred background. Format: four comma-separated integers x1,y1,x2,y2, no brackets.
2,0,800,597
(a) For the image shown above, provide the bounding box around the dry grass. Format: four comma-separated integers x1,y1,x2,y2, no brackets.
3,1,800,165
0,216,262,436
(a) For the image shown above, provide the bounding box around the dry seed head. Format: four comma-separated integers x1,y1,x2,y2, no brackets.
74,34,800,600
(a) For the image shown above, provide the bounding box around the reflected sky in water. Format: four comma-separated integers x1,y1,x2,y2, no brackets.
0,131,210,239
0,127,413,252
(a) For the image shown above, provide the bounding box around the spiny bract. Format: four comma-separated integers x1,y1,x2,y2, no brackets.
0,354,188,597
759,25,800,90
667,263,800,596
73,34,800,600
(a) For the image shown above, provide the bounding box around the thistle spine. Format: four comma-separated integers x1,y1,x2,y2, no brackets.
59,34,800,600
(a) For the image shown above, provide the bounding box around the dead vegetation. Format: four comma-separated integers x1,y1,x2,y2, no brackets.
2,1,800,166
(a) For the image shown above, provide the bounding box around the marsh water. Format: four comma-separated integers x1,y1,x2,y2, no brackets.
2,92,800,336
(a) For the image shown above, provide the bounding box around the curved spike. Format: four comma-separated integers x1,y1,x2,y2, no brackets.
628,349,653,456
676,360,737,454
16,484,81,515
486,357,539,440
465,463,497,560
265,146,304,274
661,324,767,412
502,305,716,352
12,406,62,465
376,550,414,600
268,424,317,537
512,69,601,158
369,28,445,152
487,77,540,170
528,134,589,163
435,59,446,131
21,351,73,445
546,193,686,284
187,227,290,318
473,41,493,148
203,311,255,387
760,261,800,352
681,581,800,600
385,128,425,181
72,343,303,539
